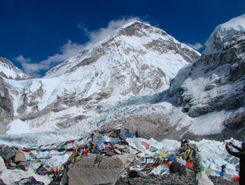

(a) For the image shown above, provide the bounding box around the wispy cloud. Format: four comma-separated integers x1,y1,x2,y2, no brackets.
186,42,203,51
14,40,84,77
78,17,141,45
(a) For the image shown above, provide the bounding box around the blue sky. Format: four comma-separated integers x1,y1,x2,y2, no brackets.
1,0,245,77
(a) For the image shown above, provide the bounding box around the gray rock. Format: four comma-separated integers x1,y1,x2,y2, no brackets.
13,176,44,185
179,167,195,177
169,162,181,173
67,153,135,185
0,146,15,163
17,161,30,171
13,150,27,164
194,172,214,185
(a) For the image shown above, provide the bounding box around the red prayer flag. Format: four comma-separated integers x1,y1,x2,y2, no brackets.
186,161,194,168
141,141,150,149
233,175,239,182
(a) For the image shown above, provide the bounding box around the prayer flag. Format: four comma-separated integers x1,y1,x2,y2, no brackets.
223,173,232,182
149,146,158,152
176,158,186,166
185,161,194,168
204,167,214,172
233,175,239,182
157,150,167,158
214,170,224,176
141,141,150,149
167,154,176,161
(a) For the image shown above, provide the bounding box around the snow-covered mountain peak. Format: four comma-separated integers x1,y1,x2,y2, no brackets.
44,21,200,78
0,57,31,80
1,21,201,135
203,14,245,55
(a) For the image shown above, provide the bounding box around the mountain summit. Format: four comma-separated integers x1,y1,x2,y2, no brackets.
0,21,200,135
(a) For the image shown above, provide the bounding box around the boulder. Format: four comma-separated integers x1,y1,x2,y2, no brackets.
169,162,181,173
67,153,135,185
179,167,195,177
194,172,214,185
0,156,5,173
0,146,15,163
17,161,30,171
128,170,146,178
13,176,44,185
13,150,26,164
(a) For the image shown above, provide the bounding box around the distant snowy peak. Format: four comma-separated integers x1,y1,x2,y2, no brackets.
44,21,200,78
203,14,245,55
0,57,31,80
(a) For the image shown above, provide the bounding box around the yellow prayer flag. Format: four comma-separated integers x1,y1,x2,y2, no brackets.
74,142,79,148
157,150,167,158
205,167,214,172
31,159,40,163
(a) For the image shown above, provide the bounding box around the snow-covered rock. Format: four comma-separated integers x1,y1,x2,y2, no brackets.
0,156,5,173
168,14,245,140
0,57,31,80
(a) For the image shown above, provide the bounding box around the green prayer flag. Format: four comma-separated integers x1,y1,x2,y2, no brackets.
200,166,205,171
149,146,158,152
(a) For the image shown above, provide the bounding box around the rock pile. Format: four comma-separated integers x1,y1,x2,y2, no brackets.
0,144,30,172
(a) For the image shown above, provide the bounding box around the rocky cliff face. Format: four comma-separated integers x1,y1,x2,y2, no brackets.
1,21,200,134
168,14,245,139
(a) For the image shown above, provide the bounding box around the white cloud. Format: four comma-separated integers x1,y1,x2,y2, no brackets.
186,42,203,50
14,40,84,77
79,17,141,45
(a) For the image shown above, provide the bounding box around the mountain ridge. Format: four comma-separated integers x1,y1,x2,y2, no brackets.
0,20,200,135
1,16,244,142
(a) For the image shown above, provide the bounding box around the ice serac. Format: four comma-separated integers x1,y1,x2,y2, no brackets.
168,14,245,140
2,20,200,134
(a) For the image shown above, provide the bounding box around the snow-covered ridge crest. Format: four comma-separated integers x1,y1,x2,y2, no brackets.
0,57,31,80
203,14,245,55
